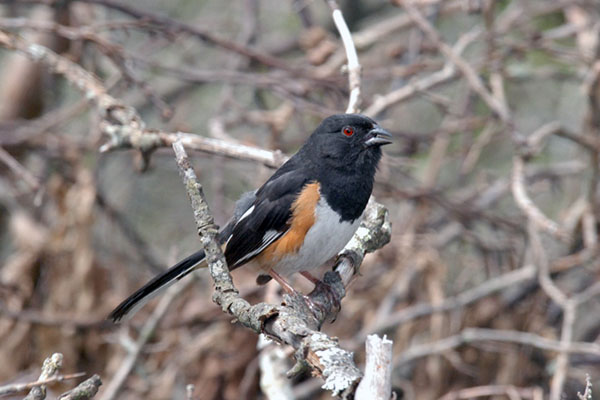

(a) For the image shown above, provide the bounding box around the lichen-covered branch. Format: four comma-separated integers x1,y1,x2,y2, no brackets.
24,353,63,400
0,373,85,397
10,353,100,400
58,375,102,400
172,138,391,398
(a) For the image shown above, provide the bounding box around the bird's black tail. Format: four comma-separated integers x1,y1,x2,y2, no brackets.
108,249,206,322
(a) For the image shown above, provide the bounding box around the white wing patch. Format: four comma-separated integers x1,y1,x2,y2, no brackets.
237,205,255,222
225,205,256,248
232,229,284,266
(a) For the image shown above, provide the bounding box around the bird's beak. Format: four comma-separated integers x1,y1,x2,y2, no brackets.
365,126,393,147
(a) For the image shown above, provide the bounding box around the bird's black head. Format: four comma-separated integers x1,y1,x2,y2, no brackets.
305,114,392,171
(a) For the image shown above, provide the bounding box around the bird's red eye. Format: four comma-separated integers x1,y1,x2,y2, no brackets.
343,126,354,137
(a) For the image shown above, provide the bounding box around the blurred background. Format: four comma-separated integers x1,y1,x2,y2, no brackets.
1,0,599,399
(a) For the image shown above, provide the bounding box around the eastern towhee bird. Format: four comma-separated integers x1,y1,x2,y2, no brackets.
109,114,392,322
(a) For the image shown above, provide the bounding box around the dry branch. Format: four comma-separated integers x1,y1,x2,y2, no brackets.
365,264,537,336
258,336,294,400
395,328,600,367
24,353,63,400
57,375,102,400
355,335,393,400
0,372,85,397
512,156,566,240
397,0,512,123
439,384,543,400
6,354,100,400
0,146,40,191
2,0,300,74
0,29,288,169
363,27,479,117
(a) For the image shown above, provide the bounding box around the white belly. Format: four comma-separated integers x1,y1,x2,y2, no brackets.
271,199,361,277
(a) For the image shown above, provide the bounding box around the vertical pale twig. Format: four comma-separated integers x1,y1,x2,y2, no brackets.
327,0,361,113
185,384,195,400
355,335,393,400
258,335,295,400
551,302,575,400
512,156,565,240
100,280,193,400
577,374,593,400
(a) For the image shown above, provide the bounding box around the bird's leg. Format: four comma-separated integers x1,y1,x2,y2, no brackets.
300,271,320,284
268,269,297,295
300,271,342,318
299,270,341,316
269,270,329,319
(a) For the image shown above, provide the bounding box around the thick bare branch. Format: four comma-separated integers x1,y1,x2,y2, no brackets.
58,375,102,400
355,335,393,400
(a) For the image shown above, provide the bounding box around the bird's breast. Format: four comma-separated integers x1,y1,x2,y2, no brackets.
268,198,361,277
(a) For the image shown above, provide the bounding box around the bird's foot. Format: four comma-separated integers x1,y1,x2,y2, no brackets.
269,270,343,324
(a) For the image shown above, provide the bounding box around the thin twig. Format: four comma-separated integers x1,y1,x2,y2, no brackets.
100,280,194,400
439,384,543,400
0,146,40,191
327,0,361,113
3,0,302,74
363,27,479,117
577,374,593,400
398,0,512,123
512,156,566,240
0,372,85,397
395,327,600,366
364,264,536,337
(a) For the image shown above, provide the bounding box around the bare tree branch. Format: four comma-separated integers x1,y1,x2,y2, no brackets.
58,375,102,400
24,353,63,400
355,335,393,400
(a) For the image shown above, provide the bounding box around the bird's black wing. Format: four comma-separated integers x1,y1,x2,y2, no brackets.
108,158,310,321
224,168,312,269
108,191,258,322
